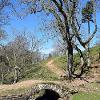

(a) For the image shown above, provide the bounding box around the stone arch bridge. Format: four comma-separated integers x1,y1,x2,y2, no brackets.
0,82,76,100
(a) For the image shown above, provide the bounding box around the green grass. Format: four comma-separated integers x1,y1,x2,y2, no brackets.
72,92,100,100
53,55,67,71
72,82,100,100
53,45,100,70
10,44,100,83
53,54,81,72
86,82,100,93
22,62,59,81
90,45,100,56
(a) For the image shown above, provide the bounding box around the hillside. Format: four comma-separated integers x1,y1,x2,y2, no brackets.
22,62,59,81
0,45,100,99
52,45,100,100
53,45,100,71
2,46,100,84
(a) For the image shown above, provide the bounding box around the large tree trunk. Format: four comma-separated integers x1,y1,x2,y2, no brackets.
87,21,91,67
85,45,91,67
1,67,4,84
14,66,19,83
67,42,73,80
74,45,85,76
1,73,4,84
87,48,91,67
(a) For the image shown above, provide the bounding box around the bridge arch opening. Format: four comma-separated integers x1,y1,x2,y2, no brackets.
35,89,61,100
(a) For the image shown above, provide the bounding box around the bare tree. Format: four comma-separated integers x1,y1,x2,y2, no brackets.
30,35,42,64
18,0,98,80
96,31,100,60
0,0,10,26
53,38,67,56
6,34,29,83
71,0,97,71
96,28,100,45
20,0,75,79
0,45,10,84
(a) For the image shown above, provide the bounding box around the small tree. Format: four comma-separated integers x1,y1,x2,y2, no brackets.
71,0,97,75
82,1,94,67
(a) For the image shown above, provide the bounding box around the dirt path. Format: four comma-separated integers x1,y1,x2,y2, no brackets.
0,80,42,91
46,60,65,77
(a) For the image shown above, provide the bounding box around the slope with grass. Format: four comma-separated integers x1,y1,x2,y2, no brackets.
52,45,100,100
22,61,59,81
0,45,100,99
72,92,100,100
53,45,100,71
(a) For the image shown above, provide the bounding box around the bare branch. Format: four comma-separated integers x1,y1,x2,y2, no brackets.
84,0,97,45
59,0,63,7
52,0,67,19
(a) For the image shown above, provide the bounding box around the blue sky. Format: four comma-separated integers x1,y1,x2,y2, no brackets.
2,2,100,54
3,12,55,54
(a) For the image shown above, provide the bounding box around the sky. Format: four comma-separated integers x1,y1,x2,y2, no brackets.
1,1,100,54
3,11,55,54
